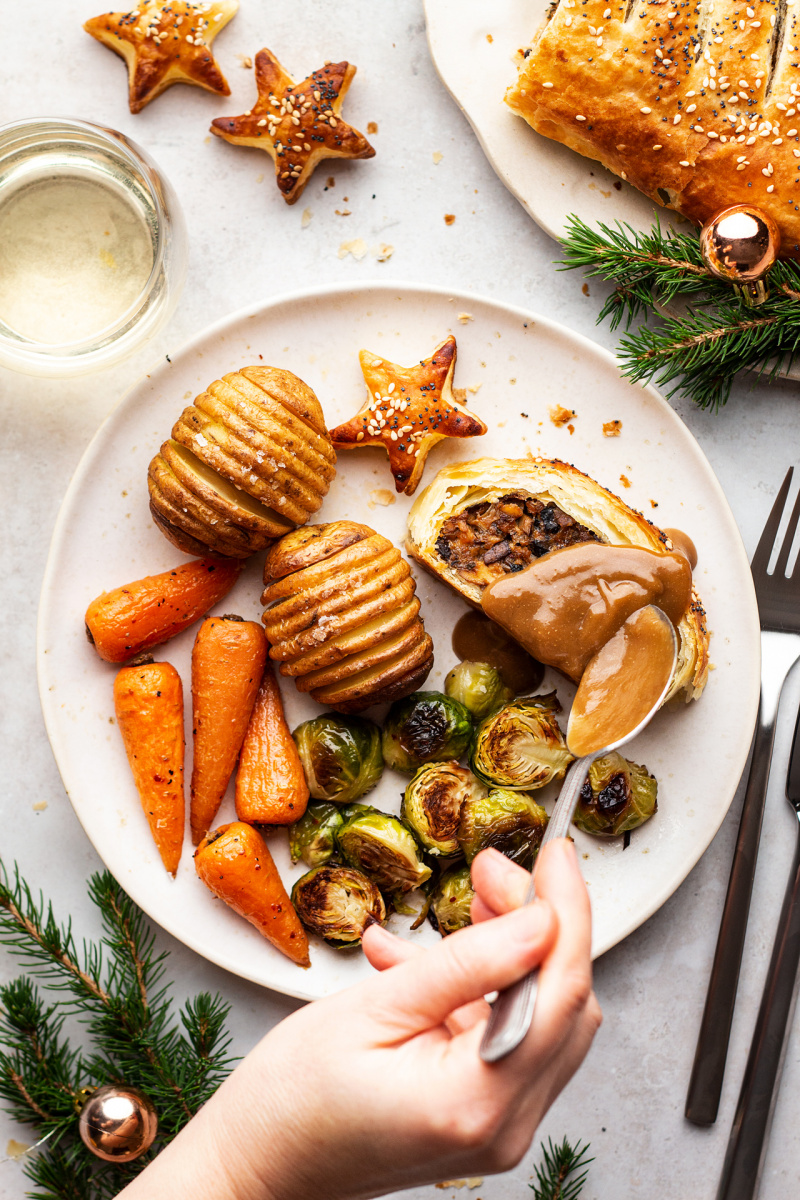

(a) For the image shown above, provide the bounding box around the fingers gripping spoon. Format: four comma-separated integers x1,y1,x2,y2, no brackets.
479,605,679,1064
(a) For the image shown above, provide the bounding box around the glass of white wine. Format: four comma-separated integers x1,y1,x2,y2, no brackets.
0,117,188,377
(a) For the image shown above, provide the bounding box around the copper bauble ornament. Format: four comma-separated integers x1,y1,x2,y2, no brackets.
700,205,780,306
78,1085,158,1163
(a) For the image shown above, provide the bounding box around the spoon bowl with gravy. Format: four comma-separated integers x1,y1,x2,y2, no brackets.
479,604,678,1064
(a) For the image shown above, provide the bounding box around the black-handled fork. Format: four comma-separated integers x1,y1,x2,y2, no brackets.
686,469,800,1126
715,694,800,1199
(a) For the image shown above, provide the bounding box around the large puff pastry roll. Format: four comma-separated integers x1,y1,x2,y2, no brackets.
406,458,709,704
148,367,337,559
262,522,434,713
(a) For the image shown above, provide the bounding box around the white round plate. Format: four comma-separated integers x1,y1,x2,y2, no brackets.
38,281,759,1001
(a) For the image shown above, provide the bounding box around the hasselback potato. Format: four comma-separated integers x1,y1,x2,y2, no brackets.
148,366,337,559
262,521,433,712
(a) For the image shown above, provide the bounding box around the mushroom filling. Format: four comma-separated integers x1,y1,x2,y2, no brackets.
434,492,600,587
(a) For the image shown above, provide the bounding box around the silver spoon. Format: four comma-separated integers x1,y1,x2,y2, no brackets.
479,605,678,1064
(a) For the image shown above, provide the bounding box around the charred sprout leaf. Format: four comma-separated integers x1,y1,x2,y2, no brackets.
430,863,475,935
445,660,514,722
291,864,386,948
382,691,473,774
337,805,432,893
573,751,657,837
458,788,549,867
292,713,383,804
288,802,344,868
402,761,486,856
471,694,573,790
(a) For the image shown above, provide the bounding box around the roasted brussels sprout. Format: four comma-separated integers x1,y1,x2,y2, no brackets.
445,661,514,722
402,761,486,857
288,802,344,868
470,694,573,790
337,805,432,893
291,864,386,948
573,752,658,837
430,863,475,935
292,713,383,804
458,788,549,867
382,691,473,774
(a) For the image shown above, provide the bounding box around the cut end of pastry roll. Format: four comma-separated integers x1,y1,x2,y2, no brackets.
262,521,433,712
148,366,336,559
406,457,709,704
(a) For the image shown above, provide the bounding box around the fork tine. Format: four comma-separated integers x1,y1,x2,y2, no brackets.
751,467,794,577
775,484,800,578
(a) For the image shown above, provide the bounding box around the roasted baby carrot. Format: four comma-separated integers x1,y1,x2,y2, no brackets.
194,822,310,967
114,658,185,876
190,615,267,844
86,557,243,663
236,663,310,825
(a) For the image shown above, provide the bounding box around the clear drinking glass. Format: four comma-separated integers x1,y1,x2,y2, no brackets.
0,117,188,377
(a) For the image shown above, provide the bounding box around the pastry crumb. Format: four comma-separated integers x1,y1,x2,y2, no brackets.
433,150,444,164
301,208,313,228
367,121,379,134
32,801,48,812
338,238,368,260
326,175,335,188
620,473,632,488
486,32,494,42
582,282,590,296
444,213,456,225
335,208,352,216
374,242,394,261
549,404,575,427
603,419,622,437
509,377,517,385
238,54,253,68
468,383,483,394
567,423,575,434
369,489,395,507
457,312,473,323
650,498,659,508
6,1140,32,1160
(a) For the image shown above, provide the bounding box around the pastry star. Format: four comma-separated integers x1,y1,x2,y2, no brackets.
84,0,237,114
329,336,487,496
210,48,375,205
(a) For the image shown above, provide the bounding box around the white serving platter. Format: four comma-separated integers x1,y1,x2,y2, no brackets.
424,0,673,243
38,281,760,1001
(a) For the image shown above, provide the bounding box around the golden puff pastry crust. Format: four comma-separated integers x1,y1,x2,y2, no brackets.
329,336,487,496
507,0,800,256
406,457,709,703
210,49,375,205
148,366,336,559
262,522,434,713
84,1,238,114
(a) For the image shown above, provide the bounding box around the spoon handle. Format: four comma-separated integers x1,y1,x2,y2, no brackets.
479,756,593,1064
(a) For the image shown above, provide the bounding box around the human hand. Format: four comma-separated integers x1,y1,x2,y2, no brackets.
118,838,600,1200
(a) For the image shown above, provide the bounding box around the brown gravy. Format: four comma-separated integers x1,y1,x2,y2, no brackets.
451,609,544,694
481,542,692,682
663,528,698,571
567,605,677,757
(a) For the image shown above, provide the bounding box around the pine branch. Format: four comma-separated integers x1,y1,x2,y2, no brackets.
0,861,237,1199
529,1138,593,1200
558,214,800,409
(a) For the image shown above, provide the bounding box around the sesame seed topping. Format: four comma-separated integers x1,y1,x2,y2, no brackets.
640,106,651,114
679,159,690,166
543,82,554,88
575,114,587,121
767,184,775,192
